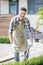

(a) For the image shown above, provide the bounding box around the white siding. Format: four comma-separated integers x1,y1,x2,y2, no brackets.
1,0,9,14
19,0,27,14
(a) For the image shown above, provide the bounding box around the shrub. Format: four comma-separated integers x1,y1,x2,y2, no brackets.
2,56,43,65
0,36,10,44
36,7,43,15
36,7,43,19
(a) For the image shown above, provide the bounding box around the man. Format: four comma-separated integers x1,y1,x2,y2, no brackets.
8,7,33,61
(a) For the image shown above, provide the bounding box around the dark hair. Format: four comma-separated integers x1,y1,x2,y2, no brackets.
20,7,27,11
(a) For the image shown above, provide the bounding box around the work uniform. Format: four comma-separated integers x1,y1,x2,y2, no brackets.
9,15,31,61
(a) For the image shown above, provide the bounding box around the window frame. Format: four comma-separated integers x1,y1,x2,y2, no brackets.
9,0,19,15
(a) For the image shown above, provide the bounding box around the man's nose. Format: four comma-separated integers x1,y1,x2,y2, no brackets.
22,14,24,17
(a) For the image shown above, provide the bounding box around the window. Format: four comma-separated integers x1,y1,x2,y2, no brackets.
9,0,19,15
28,0,43,14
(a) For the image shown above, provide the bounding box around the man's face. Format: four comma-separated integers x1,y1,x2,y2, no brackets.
19,10,26,20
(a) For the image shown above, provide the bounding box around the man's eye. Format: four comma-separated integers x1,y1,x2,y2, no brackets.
21,13,23,14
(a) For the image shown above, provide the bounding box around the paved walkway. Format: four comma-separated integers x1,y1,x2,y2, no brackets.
0,40,43,64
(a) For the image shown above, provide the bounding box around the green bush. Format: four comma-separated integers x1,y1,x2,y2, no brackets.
36,7,43,15
36,7,43,19
0,36,10,44
2,56,43,65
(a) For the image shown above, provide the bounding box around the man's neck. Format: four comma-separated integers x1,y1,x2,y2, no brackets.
18,16,24,21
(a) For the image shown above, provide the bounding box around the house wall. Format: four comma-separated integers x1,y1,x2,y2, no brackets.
0,0,27,14
19,0,27,14
0,0,1,14
1,0,9,14
0,14,14,36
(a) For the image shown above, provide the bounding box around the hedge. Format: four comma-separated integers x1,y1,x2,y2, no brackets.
0,36,10,44
2,56,43,65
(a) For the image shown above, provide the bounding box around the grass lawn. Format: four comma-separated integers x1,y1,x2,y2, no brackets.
2,56,43,65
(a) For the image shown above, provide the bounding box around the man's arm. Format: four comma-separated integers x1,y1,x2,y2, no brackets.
28,20,33,47
27,18,33,43
9,34,13,44
26,18,33,47
8,17,14,44
29,32,33,43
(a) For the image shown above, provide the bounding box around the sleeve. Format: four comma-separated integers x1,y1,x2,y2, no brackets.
8,17,16,35
25,18,31,32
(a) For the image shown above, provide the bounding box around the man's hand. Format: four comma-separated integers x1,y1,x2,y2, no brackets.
27,40,33,48
11,43,20,51
11,43,17,48
29,42,33,48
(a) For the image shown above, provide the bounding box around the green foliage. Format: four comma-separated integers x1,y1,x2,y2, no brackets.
0,36,10,43
37,7,43,15
36,7,43,19
2,56,43,65
2,62,20,65
39,21,43,25
28,56,43,65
